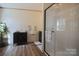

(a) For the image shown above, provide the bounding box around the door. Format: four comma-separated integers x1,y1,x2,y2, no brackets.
45,4,57,55
45,3,79,56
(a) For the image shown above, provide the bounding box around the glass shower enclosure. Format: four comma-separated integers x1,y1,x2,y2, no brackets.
44,3,79,56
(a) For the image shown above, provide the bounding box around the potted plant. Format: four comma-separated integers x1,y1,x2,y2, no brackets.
0,22,9,47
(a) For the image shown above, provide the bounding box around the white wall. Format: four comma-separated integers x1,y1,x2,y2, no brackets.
0,8,42,44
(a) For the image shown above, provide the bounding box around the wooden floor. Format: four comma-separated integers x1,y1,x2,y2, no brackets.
0,43,46,56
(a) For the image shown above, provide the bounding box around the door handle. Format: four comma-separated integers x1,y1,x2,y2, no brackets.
52,31,54,32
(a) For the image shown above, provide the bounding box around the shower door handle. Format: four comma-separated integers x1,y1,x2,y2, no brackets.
52,31,55,32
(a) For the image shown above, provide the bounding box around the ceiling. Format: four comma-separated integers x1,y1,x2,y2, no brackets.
0,3,43,11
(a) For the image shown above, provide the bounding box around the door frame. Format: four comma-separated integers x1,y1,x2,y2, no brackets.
44,3,55,55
